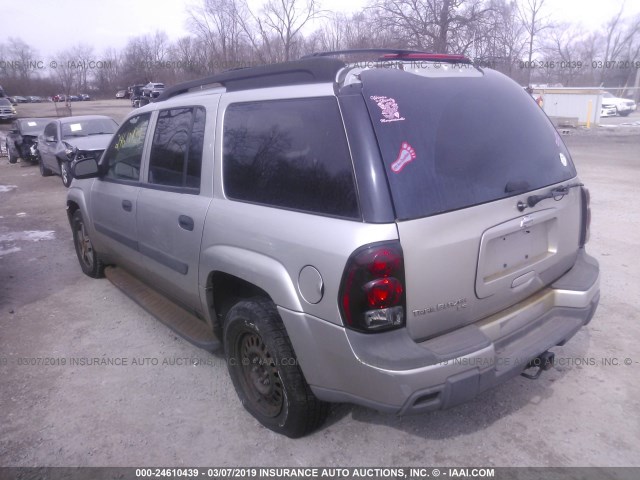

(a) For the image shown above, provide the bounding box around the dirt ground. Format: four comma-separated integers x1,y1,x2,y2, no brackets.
0,106,639,467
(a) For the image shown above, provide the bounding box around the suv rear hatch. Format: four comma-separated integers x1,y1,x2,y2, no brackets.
360,66,581,341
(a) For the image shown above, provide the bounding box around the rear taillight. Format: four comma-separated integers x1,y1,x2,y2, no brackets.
339,241,406,332
580,187,591,247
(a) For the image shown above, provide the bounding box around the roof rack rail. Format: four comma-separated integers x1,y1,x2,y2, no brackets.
156,57,345,102
303,48,472,64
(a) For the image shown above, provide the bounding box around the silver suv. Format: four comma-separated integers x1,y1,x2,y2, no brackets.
67,50,600,438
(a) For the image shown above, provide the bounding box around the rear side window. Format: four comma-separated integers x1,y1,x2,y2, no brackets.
223,97,359,219
361,69,577,220
148,106,205,191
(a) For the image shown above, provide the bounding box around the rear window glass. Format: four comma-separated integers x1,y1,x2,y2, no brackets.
223,97,359,219
361,69,577,220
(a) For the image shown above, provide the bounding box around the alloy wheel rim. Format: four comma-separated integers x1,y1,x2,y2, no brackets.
76,220,94,269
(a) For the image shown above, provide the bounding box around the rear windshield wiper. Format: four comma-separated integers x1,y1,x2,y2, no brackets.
517,182,583,211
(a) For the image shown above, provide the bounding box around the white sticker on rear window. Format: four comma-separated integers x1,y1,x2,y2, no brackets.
70,123,82,132
370,95,405,123
27,121,37,127
559,153,568,167
391,142,416,173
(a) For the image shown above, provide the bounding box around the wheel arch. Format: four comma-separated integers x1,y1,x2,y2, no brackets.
200,246,304,333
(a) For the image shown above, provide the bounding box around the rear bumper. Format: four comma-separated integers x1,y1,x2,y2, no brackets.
280,250,599,414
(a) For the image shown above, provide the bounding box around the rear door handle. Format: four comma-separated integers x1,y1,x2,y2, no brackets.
178,215,194,231
122,199,133,212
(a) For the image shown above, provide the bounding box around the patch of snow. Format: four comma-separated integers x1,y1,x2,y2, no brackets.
0,230,56,243
0,246,22,257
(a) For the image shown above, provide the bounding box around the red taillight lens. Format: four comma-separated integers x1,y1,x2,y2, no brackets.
580,187,591,247
339,241,406,332
365,278,403,309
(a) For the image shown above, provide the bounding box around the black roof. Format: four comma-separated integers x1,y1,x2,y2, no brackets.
157,57,346,102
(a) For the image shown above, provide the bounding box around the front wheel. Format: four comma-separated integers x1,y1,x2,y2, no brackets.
71,210,104,278
8,144,18,164
39,158,53,176
60,160,72,187
224,298,329,438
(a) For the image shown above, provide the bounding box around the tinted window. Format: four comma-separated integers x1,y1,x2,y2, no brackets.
148,107,205,190
361,69,577,220
102,113,151,181
223,98,359,218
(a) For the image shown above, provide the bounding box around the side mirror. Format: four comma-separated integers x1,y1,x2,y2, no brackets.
71,157,100,179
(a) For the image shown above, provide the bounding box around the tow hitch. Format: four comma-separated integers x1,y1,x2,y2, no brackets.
521,351,555,380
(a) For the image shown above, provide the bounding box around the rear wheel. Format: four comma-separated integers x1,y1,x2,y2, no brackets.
224,298,329,438
71,210,104,278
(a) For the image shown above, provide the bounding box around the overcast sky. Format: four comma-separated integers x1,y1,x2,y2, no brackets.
1,0,639,58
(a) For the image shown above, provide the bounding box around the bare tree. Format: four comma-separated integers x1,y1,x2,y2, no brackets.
517,0,551,85
475,0,525,77
316,12,349,51
543,24,583,86
599,9,640,84
6,37,39,86
188,0,246,68
258,0,323,61
366,0,490,54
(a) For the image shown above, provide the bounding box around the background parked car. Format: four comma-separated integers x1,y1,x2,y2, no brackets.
79,94,91,101
601,92,637,116
142,82,165,98
600,104,617,117
5,118,50,164
38,115,119,187
116,90,127,98
13,96,28,103
0,97,18,122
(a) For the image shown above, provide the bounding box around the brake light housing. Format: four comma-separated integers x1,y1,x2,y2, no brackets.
580,187,591,247
339,241,406,332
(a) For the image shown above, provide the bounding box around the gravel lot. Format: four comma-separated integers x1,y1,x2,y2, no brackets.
0,105,639,467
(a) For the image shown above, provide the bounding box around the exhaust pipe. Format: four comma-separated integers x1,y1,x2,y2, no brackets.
521,351,555,380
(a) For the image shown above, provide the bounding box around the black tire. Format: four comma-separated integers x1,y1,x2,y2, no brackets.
39,158,53,176
71,210,105,278
619,110,631,117
8,144,18,164
60,160,72,187
224,298,329,438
